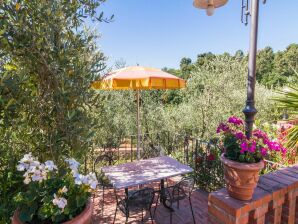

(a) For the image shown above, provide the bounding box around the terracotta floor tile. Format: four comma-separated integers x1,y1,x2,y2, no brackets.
92,181,208,224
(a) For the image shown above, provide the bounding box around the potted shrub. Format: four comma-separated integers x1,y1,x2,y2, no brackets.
12,153,98,224
217,116,286,200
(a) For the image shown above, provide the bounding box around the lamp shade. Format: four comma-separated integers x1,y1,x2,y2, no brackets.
193,0,228,9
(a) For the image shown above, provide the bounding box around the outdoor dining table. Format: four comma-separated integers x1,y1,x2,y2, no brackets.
101,156,193,210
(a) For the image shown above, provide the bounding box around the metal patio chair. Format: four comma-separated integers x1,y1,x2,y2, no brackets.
93,154,115,215
154,176,196,224
113,187,155,224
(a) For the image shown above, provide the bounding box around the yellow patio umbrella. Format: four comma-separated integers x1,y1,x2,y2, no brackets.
91,66,186,159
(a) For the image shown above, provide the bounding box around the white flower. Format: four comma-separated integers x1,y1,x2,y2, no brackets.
82,175,89,185
45,160,57,171
17,153,37,172
29,160,40,167
17,154,56,184
23,176,31,184
20,153,35,164
17,163,29,171
31,170,43,182
65,158,80,172
86,173,98,189
72,171,98,189
61,186,68,193
52,194,67,210
74,173,84,185
89,179,98,189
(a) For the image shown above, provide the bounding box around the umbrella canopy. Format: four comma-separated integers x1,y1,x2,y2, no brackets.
91,66,186,90
91,66,186,159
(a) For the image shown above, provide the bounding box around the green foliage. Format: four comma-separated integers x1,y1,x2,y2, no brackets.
256,47,275,85
179,57,194,79
97,55,281,148
169,56,279,140
273,85,298,150
0,0,109,222
257,44,298,87
274,85,298,115
224,134,241,161
184,45,298,88
96,55,280,151
91,90,135,148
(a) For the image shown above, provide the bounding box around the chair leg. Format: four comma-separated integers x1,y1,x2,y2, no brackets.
149,208,154,224
113,206,118,224
102,186,105,216
189,197,196,224
125,208,129,224
141,209,144,222
170,210,172,224
153,193,160,217
177,199,180,209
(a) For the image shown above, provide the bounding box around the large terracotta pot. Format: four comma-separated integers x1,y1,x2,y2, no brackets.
220,154,264,201
12,200,93,224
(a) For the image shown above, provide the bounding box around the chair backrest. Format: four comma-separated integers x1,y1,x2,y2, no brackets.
93,154,114,186
173,176,195,197
128,187,155,210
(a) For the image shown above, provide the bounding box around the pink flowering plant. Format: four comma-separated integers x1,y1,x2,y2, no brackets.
217,116,286,163
13,153,98,223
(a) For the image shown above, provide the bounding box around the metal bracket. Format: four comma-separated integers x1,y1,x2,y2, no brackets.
241,0,250,26
241,0,267,25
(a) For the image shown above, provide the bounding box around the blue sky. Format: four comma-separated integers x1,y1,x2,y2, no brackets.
94,0,298,69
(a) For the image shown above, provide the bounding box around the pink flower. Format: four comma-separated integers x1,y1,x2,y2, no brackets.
207,154,216,161
240,141,248,154
216,123,229,133
267,141,281,151
249,141,257,153
260,148,267,156
253,129,269,143
228,116,244,126
235,132,246,140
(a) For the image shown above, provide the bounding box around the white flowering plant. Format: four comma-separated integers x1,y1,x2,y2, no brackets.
14,153,98,223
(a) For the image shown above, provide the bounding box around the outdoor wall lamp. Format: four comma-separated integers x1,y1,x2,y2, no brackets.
193,0,268,138
193,0,228,16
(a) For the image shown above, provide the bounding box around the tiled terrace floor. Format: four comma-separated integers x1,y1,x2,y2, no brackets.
92,180,209,224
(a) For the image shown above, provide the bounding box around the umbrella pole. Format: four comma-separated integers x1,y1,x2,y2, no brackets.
137,89,141,160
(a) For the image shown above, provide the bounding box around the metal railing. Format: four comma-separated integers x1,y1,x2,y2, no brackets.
91,132,286,192
91,132,225,192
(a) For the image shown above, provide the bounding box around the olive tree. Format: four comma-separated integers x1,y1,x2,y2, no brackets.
0,0,111,221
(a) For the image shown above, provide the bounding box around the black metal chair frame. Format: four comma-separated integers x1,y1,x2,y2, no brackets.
113,187,155,224
154,176,196,224
93,154,115,216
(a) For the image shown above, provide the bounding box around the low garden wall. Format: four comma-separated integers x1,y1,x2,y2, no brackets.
208,164,298,224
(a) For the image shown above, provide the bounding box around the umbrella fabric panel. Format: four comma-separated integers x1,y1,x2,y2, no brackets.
91,66,186,90
92,77,185,90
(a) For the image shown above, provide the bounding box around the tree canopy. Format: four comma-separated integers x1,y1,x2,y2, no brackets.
0,0,110,221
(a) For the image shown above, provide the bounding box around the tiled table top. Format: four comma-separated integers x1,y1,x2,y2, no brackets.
101,156,193,189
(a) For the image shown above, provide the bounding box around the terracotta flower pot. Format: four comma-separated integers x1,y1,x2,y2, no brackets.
220,154,264,201
12,200,93,224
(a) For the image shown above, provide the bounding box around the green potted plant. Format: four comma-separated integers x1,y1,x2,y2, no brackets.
217,116,286,200
12,153,98,224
